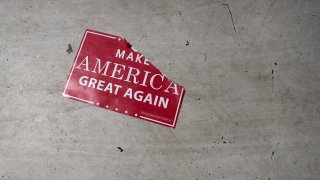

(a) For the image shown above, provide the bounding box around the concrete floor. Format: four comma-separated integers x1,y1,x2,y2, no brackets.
0,0,319,179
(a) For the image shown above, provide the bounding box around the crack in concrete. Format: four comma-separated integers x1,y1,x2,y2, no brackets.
222,3,236,33
270,64,275,92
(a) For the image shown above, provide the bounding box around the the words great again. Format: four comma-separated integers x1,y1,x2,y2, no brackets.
74,52,180,109
78,76,170,108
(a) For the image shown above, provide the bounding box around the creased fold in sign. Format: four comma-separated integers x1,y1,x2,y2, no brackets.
62,29,185,128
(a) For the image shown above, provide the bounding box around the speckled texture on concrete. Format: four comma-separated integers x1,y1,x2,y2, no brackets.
0,0,319,179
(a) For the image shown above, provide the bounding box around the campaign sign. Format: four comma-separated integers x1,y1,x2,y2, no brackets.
62,30,185,128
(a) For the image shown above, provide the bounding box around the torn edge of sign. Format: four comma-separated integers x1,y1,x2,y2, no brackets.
62,29,185,128
127,41,186,128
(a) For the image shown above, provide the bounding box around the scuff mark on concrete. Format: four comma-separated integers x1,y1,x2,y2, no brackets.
203,53,207,62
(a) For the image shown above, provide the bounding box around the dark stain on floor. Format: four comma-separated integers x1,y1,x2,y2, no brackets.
117,147,124,152
66,44,73,54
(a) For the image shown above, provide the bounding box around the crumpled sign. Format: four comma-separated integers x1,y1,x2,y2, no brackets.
62,30,185,128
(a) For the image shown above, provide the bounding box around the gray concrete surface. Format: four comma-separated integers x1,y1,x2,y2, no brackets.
0,0,319,179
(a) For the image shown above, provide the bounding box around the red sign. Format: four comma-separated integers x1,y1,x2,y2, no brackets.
62,30,185,128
